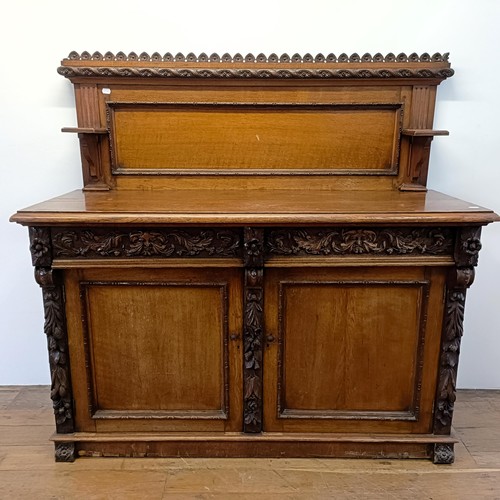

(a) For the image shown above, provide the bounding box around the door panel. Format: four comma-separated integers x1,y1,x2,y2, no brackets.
65,267,243,433
264,266,445,434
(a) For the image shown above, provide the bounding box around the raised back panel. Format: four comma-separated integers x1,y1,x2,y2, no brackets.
109,102,402,175
59,51,453,191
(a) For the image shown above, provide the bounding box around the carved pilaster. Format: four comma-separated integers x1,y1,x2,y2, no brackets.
243,227,264,433
35,267,74,439
434,226,482,444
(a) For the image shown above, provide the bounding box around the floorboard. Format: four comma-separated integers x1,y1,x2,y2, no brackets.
0,386,499,499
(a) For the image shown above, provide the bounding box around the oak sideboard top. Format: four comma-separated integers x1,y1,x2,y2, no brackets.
10,188,499,226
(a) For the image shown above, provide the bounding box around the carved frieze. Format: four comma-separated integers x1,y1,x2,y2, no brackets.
266,227,454,257
52,228,241,258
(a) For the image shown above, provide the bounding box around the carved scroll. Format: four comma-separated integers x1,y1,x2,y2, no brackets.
266,227,453,256
52,228,241,259
243,228,264,433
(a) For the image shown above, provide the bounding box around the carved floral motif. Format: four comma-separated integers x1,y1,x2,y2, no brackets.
52,228,240,258
29,227,51,266
266,228,453,256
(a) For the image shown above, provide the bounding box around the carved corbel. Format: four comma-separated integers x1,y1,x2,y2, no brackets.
433,226,482,464
30,227,75,461
243,227,264,433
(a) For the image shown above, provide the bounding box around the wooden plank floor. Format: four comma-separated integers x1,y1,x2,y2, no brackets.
1,386,500,499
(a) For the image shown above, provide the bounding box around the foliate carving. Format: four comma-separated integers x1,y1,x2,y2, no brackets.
434,266,477,435
52,228,241,258
58,66,454,80
29,227,52,266
244,269,264,432
433,443,454,464
434,226,483,436
266,227,453,257
64,51,450,63
55,442,76,462
243,228,264,433
35,268,74,434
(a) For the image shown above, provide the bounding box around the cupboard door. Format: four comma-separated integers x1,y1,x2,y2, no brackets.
64,267,243,433
263,266,446,434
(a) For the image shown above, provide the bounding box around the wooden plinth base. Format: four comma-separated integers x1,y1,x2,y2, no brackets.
52,432,458,463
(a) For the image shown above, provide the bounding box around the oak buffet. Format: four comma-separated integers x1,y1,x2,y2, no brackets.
11,51,499,463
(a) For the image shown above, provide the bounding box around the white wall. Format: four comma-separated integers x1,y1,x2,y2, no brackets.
1,0,499,387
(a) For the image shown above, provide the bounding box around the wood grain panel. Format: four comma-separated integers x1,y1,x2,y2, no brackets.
82,282,227,416
64,267,243,433
278,280,425,416
109,103,401,174
263,267,446,434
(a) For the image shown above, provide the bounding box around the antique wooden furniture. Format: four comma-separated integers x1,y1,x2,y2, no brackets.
11,51,499,463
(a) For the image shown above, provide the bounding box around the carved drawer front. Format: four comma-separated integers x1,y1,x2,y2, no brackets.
263,266,446,434
64,267,243,433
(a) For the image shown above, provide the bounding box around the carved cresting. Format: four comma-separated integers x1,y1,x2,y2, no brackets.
433,226,482,464
58,51,454,80
243,227,264,433
30,227,75,462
